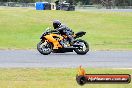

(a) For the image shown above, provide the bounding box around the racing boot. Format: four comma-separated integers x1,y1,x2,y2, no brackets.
59,40,67,47
68,35,75,46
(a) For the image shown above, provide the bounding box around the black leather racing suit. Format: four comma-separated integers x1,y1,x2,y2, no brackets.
56,24,74,45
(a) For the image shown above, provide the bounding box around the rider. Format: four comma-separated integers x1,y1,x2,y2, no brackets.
53,20,74,47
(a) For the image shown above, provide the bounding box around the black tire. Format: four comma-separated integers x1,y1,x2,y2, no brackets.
74,39,89,55
37,41,52,55
76,75,87,85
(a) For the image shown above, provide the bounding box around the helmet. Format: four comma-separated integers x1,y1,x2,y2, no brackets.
53,20,61,29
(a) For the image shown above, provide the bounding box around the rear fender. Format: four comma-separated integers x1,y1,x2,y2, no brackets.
74,31,86,39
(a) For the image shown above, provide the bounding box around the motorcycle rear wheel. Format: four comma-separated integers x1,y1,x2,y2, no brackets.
74,39,89,55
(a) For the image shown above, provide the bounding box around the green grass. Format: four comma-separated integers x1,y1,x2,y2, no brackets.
0,68,131,88
0,7,132,50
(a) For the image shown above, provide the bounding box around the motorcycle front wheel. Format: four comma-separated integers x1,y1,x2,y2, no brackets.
37,41,53,55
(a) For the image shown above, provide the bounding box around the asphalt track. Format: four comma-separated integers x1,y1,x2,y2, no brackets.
0,50,132,68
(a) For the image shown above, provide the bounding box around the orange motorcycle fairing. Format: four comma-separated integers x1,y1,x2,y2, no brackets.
44,34,63,49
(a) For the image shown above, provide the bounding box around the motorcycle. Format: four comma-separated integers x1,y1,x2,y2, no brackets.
37,27,89,55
